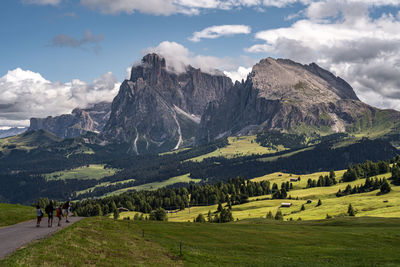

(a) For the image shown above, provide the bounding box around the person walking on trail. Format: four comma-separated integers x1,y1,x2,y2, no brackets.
62,198,72,223
45,200,55,227
36,205,43,227
56,205,63,227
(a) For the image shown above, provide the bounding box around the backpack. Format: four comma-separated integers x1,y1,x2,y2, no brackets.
45,205,50,214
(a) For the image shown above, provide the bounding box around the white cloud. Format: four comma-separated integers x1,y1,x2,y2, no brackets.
224,66,252,82
246,1,400,111
79,0,314,16
189,25,251,42
143,41,255,76
21,0,61,5
0,69,120,128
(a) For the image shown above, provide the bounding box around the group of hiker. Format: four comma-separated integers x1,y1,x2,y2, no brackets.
36,198,72,227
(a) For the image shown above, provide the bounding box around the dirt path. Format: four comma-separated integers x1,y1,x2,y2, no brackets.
0,216,83,259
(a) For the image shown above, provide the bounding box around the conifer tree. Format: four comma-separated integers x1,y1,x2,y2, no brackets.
348,204,355,216
266,211,273,219
275,210,283,220
317,199,322,206
113,209,120,220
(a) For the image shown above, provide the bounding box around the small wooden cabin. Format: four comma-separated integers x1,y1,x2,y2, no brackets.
290,177,300,182
281,202,292,207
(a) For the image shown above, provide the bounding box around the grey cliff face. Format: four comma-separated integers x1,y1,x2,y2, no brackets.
29,102,111,138
196,58,388,144
101,53,232,154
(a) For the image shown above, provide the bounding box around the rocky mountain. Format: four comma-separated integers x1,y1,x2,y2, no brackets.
196,58,400,144
29,102,111,138
101,53,232,154
0,127,27,139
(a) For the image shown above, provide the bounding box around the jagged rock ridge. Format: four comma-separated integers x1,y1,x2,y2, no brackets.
29,102,111,138
196,57,400,144
101,53,232,154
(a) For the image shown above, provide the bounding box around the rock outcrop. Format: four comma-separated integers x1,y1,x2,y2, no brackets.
101,53,232,154
196,58,400,144
29,102,111,138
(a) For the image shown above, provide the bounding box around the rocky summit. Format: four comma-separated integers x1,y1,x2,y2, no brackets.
196,58,400,144
27,55,400,153
101,53,232,154
29,102,111,138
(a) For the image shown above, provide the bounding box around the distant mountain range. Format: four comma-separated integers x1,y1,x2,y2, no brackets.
0,127,27,139
29,102,111,139
28,54,400,153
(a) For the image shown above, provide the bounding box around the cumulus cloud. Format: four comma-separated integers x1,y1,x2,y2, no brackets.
0,69,120,128
79,0,311,16
143,41,255,79
246,0,400,111
21,0,61,5
50,30,104,52
224,66,252,83
189,25,251,42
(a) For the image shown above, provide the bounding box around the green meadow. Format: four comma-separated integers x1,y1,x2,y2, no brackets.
2,217,400,266
105,174,201,196
44,164,118,181
115,169,398,223
187,136,284,162
0,203,36,227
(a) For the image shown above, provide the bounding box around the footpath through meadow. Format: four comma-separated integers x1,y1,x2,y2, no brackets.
0,216,83,259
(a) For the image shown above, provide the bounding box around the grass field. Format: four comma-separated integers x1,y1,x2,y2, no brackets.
0,130,61,154
188,136,284,162
2,217,400,266
144,171,396,223
44,164,118,181
0,203,36,227
0,217,182,267
75,179,136,196
104,174,201,197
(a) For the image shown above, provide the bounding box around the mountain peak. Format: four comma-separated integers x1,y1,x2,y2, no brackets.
249,57,359,102
141,53,166,68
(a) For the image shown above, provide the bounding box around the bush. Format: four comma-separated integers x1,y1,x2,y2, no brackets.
195,213,206,223
149,208,167,221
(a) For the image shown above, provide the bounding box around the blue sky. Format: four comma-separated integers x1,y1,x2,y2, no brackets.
0,0,303,82
1,0,400,128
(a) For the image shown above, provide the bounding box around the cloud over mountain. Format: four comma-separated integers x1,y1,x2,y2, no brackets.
246,1,400,111
142,41,254,81
0,69,119,127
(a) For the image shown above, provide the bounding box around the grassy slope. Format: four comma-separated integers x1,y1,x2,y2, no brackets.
2,217,400,266
188,136,284,162
105,174,201,197
132,171,396,223
74,179,136,197
44,164,117,181
0,218,182,267
0,130,61,153
0,204,36,227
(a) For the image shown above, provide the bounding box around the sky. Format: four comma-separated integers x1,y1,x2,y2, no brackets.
1,0,400,128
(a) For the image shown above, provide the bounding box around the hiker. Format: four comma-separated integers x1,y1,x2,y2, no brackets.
45,200,55,227
62,198,71,223
56,205,63,227
36,205,43,227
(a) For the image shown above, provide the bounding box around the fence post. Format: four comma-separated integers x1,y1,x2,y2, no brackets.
180,242,182,257
142,230,144,238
